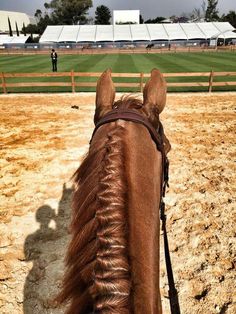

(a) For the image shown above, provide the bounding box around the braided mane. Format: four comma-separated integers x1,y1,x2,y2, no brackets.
58,96,144,313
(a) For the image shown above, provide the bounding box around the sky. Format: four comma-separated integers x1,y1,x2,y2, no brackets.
0,0,235,20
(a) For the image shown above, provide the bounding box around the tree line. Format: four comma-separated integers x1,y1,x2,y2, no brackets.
11,0,235,38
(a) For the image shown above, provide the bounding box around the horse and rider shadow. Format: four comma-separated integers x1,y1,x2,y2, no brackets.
23,183,73,313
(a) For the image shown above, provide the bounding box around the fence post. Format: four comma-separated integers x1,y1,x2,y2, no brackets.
208,69,214,93
140,72,144,93
1,72,7,94
71,69,75,93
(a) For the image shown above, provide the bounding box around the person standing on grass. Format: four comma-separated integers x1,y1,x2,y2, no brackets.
51,49,58,72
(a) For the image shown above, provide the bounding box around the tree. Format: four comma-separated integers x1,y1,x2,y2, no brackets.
95,5,111,25
145,16,165,24
45,0,92,25
15,22,19,36
38,14,54,33
191,8,201,21
34,9,43,23
205,0,219,21
116,21,137,25
201,0,207,20
180,1,206,22
139,15,144,24
32,7,54,34
221,10,236,28
8,17,13,36
22,23,26,36
24,24,40,35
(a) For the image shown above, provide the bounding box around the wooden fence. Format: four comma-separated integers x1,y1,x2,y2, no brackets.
1,70,236,93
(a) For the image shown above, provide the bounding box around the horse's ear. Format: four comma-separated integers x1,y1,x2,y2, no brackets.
143,68,167,128
94,68,115,124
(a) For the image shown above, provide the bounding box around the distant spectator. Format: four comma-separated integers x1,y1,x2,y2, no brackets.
51,49,58,72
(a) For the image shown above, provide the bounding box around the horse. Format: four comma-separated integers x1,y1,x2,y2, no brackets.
57,68,171,314
146,43,154,50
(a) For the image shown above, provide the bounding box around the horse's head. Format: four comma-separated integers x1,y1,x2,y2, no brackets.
94,68,167,129
59,70,170,314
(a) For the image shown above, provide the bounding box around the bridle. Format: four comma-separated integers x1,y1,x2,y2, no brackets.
90,107,180,314
91,107,169,199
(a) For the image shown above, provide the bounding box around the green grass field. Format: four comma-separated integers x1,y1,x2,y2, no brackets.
0,51,236,92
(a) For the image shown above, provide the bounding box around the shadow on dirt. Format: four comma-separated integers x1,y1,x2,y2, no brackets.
23,183,73,313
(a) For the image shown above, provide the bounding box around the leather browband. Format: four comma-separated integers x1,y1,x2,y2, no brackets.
90,107,169,200
91,108,164,153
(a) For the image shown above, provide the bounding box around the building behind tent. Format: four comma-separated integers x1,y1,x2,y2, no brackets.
0,10,36,34
113,10,140,25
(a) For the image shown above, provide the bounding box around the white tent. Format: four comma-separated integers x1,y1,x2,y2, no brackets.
58,25,80,42
39,25,63,43
130,24,150,41
114,25,132,41
180,23,206,39
0,35,12,45
163,24,188,40
39,22,236,43
147,24,169,41
76,25,96,42
212,22,235,39
96,25,113,42
197,22,222,38
0,35,30,44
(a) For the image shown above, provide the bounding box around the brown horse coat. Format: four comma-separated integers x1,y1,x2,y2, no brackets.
125,121,162,314
57,68,170,314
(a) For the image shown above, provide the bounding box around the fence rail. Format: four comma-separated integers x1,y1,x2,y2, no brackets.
1,70,236,93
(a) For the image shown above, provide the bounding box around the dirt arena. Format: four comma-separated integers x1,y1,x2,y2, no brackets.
0,92,235,314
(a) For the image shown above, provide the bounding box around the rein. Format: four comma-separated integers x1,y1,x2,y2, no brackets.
91,108,180,314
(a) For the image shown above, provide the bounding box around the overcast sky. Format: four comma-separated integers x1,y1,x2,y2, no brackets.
0,0,235,20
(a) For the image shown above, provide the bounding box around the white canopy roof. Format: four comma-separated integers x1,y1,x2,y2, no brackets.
197,22,220,38
0,35,12,45
147,24,169,41
222,31,236,39
0,35,30,44
163,24,188,40
39,22,236,43
114,25,132,41
212,22,235,38
96,25,113,42
10,35,30,43
58,25,80,42
76,25,96,42
40,25,63,43
130,24,150,41
180,23,206,39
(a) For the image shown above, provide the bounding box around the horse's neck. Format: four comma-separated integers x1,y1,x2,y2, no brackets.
90,120,163,313
124,121,163,314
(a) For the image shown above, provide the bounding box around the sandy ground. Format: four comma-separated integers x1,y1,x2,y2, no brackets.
0,92,235,314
